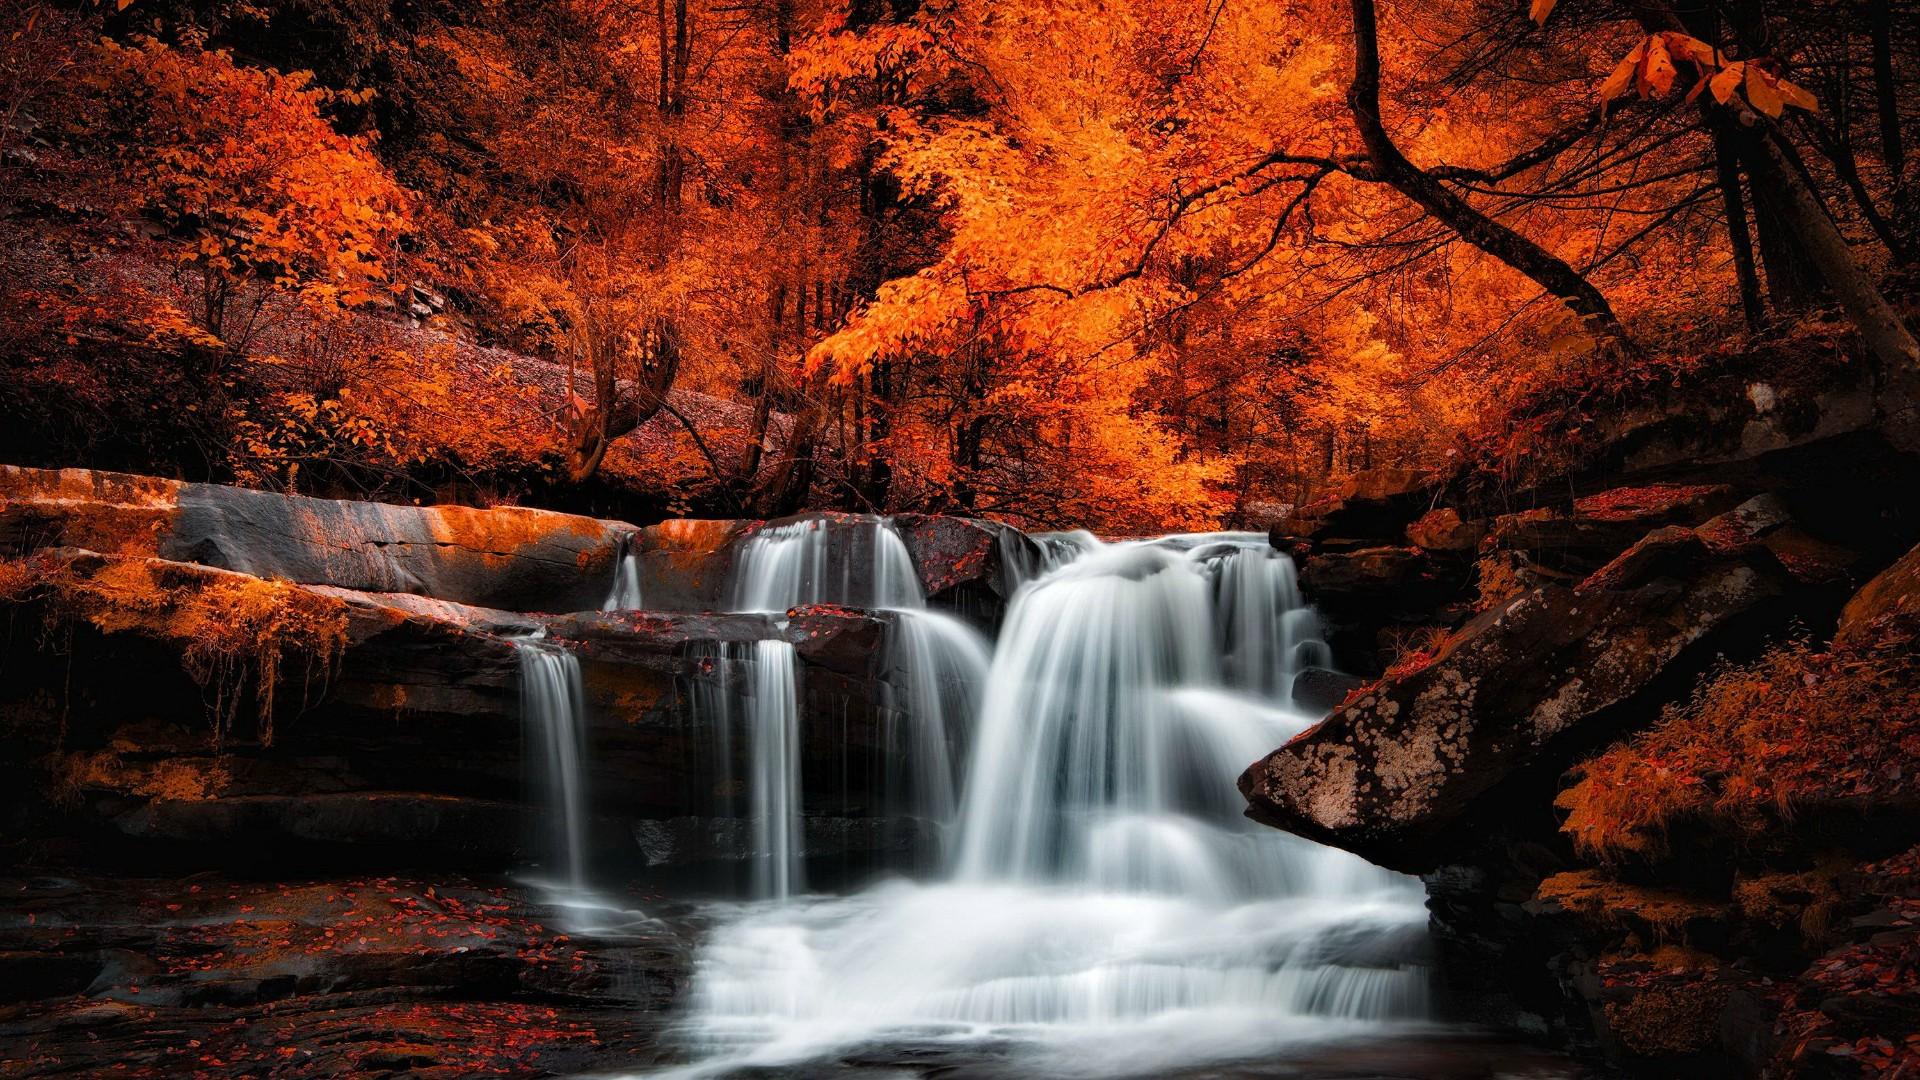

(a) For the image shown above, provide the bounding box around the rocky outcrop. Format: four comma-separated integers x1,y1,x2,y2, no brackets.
1242,497,1831,874
1246,331,1920,1074
0,546,945,875
0,464,636,612
1270,467,1438,551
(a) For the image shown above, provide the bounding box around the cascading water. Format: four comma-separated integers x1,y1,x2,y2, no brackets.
653,532,1433,1078
731,515,924,612
516,637,591,896
874,607,991,836
604,534,644,611
744,641,802,900
688,638,806,899
723,515,992,882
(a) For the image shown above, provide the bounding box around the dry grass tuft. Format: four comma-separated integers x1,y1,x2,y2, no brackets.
6,552,348,746
1557,626,1920,862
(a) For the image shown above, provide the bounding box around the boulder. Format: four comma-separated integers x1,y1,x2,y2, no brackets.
1836,540,1920,648
1406,508,1485,554
1291,667,1367,714
1241,500,1830,874
625,518,755,610
894,512,1041,620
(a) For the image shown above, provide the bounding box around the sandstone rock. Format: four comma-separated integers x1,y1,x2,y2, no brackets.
1406,508,1485,554
0,465,635,612
1241,516,1813,873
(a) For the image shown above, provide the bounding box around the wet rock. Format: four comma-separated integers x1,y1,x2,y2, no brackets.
0,874,681,1075
625,518,755,610
1291,667,1367,714
0,549,928,873
894,512,1040,623
110,792,537,868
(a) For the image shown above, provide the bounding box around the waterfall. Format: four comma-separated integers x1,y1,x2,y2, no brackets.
876,608,991,833
723,514,989,883
746,640,803,900
731,515,924,612
692,639,806,900
604,534,644,611
517,637,590,895
662,531,1432,1076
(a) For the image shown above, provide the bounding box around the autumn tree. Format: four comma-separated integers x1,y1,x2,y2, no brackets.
97,36,411,358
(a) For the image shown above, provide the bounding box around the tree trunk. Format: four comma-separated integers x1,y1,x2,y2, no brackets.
1345,0,1628,344
1749,149,1829,314
1872,0,1905,180
1713,126,1766,330
1741,130,1920,368
1635,0,1916,370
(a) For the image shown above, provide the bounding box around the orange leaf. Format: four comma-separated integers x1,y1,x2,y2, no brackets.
1746,66,1786,117
1599,40,1646,106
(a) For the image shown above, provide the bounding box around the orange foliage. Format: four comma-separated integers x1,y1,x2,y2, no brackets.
95,36,412,352
1557,630,1920,861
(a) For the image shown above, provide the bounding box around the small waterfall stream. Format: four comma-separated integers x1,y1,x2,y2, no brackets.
516,637,591,896
604,533,645,611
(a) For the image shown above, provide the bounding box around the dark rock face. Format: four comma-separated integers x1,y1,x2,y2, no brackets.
1483,483,1743,572
1243,498,1846,875
1299,546,1470,673
0,473,1014,882
1270,467,1438,549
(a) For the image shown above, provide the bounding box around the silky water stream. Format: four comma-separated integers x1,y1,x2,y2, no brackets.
566,527,1441,1077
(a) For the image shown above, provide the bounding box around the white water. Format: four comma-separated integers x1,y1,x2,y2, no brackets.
651,531,1432,1077
516,637,591,894
726,515,992,882
604,534,644,610
875,607,992,833
732,515,924,612
744,640,803,900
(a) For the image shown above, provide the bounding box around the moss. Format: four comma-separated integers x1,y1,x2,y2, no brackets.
7,551,348,746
